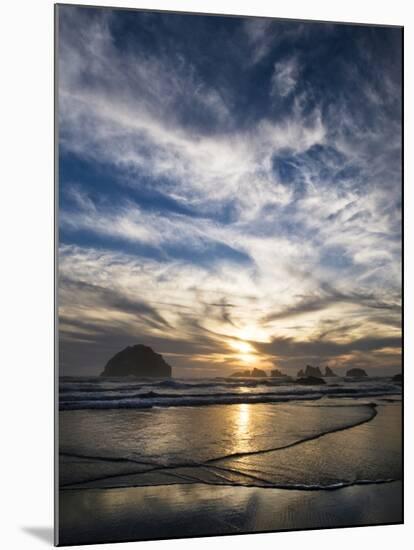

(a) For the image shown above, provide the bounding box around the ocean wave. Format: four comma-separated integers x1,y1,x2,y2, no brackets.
59,389,400,410
59,379,293,393
59,375,401,411
60,393,324,410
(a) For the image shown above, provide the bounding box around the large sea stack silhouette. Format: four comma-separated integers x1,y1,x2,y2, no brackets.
101,345,172,378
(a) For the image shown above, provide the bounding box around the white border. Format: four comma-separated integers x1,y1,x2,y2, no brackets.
1,1,411,549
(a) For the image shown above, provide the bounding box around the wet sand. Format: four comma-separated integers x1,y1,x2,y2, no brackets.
60,401,401,490
58,481,402,545
58,400,402,545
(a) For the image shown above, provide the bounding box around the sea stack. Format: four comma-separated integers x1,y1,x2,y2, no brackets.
251,368,267,377
230,368,267,378
324,366,337,377
101,344,172,378
270,368,287,378
295,376,326,385
230,369,251,378
346,368,368,378
297,365,323,378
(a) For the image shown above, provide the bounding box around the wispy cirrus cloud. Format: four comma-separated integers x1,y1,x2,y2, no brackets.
270,56,299,98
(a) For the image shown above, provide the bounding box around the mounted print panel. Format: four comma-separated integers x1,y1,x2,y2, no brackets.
55,4,403,546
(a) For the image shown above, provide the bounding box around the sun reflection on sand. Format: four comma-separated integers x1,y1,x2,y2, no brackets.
234,403,252,452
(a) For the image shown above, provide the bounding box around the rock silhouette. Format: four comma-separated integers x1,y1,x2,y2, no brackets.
324,366,337,377
346,368,368,378
297,365,322,378
251,368,267,377
295,376,326,385
230,368,267,378
230,370,251,378
270,368,288,378
101,345,172,378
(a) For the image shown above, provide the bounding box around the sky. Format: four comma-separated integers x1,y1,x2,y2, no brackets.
57,5,402,377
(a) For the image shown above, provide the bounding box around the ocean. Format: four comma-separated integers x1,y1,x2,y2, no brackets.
59,375,401,410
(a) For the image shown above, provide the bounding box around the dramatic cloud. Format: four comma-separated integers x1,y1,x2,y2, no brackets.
57,7,402,376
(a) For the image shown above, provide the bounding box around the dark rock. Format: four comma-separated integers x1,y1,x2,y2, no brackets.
230,370,251,378
346,368,368,378
270,368,288,378
324,366,337,377
305,365,323,377
251,368,267,377
297,365,322,378
295,376,326,385
392,373,402,383
101,345,172,378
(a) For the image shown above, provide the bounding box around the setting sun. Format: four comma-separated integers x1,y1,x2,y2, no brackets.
228,340,256,364
230,340,254,354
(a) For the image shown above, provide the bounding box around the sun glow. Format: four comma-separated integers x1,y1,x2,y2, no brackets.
228,339,256,364
230,340,254,354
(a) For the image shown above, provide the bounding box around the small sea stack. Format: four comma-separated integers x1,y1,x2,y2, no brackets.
346,368,368,378
251,368,267,377
297,365,323,378
295,376,326,385
230,368,267,378
230,369,251,378
270,368,289,378
324,366,337,377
